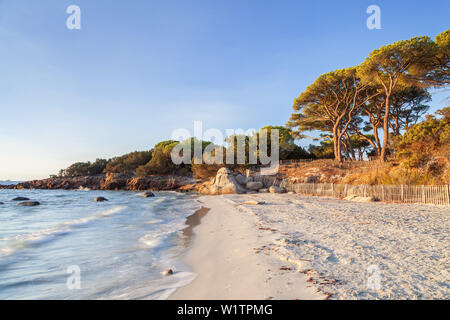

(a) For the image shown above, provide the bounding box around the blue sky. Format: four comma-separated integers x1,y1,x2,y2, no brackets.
0,0,449,180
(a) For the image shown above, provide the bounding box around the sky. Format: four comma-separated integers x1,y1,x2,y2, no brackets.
0,0,449,180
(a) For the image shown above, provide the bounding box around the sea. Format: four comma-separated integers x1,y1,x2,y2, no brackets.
0,187,202,299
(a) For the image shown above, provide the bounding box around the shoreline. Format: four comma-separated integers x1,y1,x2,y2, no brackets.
170,195,325,300
170,193,449,300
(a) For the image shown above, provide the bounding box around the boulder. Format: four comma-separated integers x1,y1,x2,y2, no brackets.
142,191,155,198
269,186,287,194
258,188,269,193
244,200,265,205
12,197,30,201
344,195,380,202
94,197,108,202
198,168,248,195
304,175,320,183
101,172,128,190
162,269,173,276
235,174,247,185
18,201,40,207
0,202,4,205
246,181,264,191
246,190,258,194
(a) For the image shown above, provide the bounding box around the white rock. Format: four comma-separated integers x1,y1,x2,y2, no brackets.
244,200,265,205
269,186,287,194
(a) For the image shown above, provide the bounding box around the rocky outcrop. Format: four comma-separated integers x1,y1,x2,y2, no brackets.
2,174,195,192
199,168,248,195
12,197,30,201
142,191,155,198
94,197,108,202
246,181,264,191
18,201,40,206
269,186,287,194
162,269,174,276
101,173,129,190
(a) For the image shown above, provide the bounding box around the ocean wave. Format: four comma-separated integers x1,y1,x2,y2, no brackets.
0,206,127,258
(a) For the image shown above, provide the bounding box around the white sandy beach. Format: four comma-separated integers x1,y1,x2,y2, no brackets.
171,193,449,300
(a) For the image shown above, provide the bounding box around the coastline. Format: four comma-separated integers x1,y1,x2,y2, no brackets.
170,195,325,300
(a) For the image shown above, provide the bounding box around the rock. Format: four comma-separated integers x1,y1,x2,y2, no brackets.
244,200,265,205
94,197,108,202
18,201,40,207
142,191,155,198
12,197,30,201
101,172,128,190
235,174,247,185
344,195,379,202
304,175,320,183
246,181,264,191
258,188,269,193
269,186,287,194
246,190,258,194
217,167,230,175
198,168,248,195
0,202,4,205
162,269,173,276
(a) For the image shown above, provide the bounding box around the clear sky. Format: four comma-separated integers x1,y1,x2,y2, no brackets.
0,0,449,180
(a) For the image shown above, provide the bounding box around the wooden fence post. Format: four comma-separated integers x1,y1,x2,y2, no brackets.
422,186,425,204
446,185,450,206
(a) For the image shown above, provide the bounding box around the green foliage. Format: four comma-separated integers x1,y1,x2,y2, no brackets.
258,126,310,160
154,140,179,150
135,141,180,175
357,36,437,88
289,30,448,162
414,29,450,87
225,126,310,164
59,158,109,177
308,140,334,159
396,107,449,167
105,151,152,174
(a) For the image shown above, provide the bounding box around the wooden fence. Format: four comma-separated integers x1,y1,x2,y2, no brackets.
252,176,450,206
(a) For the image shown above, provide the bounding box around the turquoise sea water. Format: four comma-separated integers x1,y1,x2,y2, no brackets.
0,189,201,299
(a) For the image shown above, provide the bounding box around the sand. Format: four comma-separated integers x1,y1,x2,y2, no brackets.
171,193,449,300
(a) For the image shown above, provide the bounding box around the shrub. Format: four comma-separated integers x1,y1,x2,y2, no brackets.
105,151,152,173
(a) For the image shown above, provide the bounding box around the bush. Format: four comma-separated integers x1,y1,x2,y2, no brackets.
105,151,152,173
59,158,109,177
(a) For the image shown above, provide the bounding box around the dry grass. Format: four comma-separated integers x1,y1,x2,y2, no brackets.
279,158,449,186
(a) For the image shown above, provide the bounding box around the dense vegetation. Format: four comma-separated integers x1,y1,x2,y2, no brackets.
57,128,309,177
57,30,448,184
288,29,449,162
396,107,449,169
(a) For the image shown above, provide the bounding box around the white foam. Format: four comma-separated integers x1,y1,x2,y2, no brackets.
0,206,127,257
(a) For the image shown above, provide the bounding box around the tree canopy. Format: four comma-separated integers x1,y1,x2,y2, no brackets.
289,30,449,162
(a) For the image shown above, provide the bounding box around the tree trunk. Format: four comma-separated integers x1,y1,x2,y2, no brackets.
370,124,381,157
394,117,400,136
345,132,356,160
380,95,390,162
333,126,342,162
